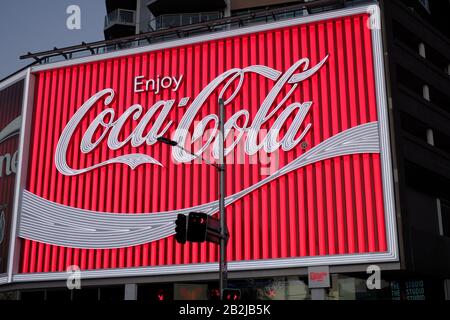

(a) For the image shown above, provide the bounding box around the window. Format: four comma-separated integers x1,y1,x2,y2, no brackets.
72,287,99,301
20,290,45,301
418,0,431,13
437,198,450,237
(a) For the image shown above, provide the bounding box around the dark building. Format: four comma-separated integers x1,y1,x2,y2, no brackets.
381,0,450,282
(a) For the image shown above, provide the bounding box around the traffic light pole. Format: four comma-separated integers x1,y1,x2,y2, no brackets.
158,99,228,299
218,98,227,300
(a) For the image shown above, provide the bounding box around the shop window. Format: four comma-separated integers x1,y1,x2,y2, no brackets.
253,277,310,300
401,113,450,154
138,284,173,301
405,161,450,198
230,277,309,300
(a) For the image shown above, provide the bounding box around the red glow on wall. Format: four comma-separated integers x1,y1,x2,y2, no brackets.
0,80,23,274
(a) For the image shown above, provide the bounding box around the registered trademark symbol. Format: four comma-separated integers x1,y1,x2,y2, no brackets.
301,141,309,149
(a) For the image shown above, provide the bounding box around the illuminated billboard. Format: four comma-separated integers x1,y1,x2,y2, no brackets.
8,5,398,282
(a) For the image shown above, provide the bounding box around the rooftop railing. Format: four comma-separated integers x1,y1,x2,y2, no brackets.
104,8,136,29
21,0,352,65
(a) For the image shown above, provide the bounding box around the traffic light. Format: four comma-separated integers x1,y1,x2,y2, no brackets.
175,214,187,244
187,212,208,242
223,288,241,301
174,212,228,244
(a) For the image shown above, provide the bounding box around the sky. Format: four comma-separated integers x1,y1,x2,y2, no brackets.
0,0,106,80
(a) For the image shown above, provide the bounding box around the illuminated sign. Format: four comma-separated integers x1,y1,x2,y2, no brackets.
12,5,397,280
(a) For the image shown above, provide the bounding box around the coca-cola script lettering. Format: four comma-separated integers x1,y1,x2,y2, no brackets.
55,56,328,176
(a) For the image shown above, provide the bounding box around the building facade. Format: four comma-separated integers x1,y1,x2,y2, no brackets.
0,0,449,300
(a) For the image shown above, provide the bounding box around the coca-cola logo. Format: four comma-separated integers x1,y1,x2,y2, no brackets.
55,56,328,176
20,54,382,249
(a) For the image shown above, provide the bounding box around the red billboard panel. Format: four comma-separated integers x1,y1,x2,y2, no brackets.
15,6,397,278
0,79,23,275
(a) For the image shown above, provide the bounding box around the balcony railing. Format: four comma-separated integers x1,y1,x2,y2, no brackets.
21,0,350,64
148,12,222,31
104,9,136,29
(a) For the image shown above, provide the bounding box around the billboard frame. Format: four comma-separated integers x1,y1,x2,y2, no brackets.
7,4,399,284
0,69,28,285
